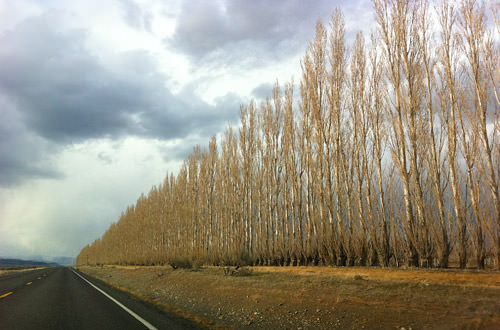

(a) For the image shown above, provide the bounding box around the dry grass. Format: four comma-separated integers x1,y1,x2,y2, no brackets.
251,266,500,288
0,266,47,276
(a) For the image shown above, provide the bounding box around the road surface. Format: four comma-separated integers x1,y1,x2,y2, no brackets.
0,267,202,330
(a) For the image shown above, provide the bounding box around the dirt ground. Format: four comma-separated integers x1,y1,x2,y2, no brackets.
77,265,500,330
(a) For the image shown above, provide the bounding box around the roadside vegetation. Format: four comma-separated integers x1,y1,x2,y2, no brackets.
77,0,500,270
0,266,48,276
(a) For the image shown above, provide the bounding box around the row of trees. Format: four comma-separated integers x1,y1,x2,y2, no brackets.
78,0,500,269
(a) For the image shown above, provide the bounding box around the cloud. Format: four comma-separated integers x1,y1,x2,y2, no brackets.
0,98,63,186
0,137,177,258
251,82,274,101
0,11,241,142
0,12,138,142
118,0,153,32
0,10,244,186
167,0,338,66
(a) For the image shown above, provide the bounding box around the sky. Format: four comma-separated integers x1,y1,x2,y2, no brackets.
0,0,372,261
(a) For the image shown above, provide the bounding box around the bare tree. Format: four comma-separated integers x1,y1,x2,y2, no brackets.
76,1,500,270
459,0,500,268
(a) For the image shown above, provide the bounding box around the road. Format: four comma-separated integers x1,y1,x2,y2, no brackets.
0,267,202,330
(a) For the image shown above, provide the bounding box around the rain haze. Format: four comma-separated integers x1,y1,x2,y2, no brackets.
0,0,372,262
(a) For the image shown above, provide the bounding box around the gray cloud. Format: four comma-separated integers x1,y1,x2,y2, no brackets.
0,11,240,141
251,82,273,101
0,13,138,142
0,11,242,186
118,0,153,32
167,0,339,66
0,101,63,186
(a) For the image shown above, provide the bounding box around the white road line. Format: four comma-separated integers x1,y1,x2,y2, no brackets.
71,269,158,330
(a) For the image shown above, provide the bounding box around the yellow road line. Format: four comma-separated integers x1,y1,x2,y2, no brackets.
26,282,32,285
0,292,13,299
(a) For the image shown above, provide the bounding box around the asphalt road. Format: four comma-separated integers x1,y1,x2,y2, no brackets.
0,267,202,330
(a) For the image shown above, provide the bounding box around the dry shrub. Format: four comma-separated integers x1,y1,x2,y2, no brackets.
169,257,192,270
224,266,253,276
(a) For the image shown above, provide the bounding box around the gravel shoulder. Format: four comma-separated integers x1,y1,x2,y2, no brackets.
76,265,500,330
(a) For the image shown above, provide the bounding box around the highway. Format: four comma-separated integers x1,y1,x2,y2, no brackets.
0,267,202,330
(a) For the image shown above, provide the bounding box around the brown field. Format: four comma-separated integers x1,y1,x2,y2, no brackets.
0,266,47,276
76,265,500,330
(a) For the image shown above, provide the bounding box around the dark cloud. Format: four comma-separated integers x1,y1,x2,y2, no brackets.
158,139,202,164
251,83,274,101
0,102,63,186
0,11,242,186
0,11,240,142
167,0,339,66
155,92,244,163
167,0,376,68
0,13,136,141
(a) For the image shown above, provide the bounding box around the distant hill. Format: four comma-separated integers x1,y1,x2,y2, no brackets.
0,258,58,267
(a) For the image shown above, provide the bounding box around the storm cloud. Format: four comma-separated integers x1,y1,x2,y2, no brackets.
0,10,240,186
0,102,63,186
0,12,237,143
168,0,338,66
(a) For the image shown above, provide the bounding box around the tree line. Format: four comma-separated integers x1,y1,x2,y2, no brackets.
77,0,500,269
